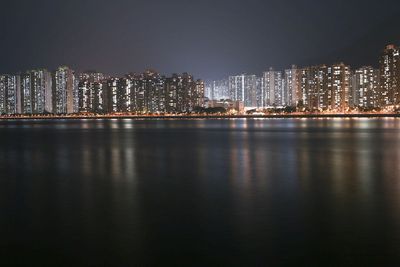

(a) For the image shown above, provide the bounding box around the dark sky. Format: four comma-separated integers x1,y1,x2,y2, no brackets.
1,0,400,80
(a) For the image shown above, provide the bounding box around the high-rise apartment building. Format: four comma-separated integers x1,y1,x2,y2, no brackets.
0,75,19,114
283,66,300,107
31,69,52,113
53,66,75,114
0,75,21,114
194,80,205,107
18,70,52,114
0,76,6,114
299,65,329,110
297,64,350,111
20,72,33,114
328,63,351,111
379,44,400,106
78,71,107,113
256,76,264,108
105,78,119,113
229,74,257,107
165,73,196,113
209,79,229,100
351,67,380,108
142,71,166,113
263,69,283,107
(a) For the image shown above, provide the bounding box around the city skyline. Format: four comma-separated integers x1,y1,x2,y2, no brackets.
1,14,400,116
1,42,400,115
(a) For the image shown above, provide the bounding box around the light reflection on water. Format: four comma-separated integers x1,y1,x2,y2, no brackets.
0,118,400,265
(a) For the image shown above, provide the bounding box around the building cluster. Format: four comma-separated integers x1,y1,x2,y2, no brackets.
0,68,204,115
206,44,400,111
1,43,399,115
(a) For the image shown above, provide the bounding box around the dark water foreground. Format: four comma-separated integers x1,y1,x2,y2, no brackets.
0,118,400,266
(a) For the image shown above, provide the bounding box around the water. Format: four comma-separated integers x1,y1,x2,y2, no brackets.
1,118,400,265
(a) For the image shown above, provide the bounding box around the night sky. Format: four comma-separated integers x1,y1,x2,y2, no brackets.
1,0,400,80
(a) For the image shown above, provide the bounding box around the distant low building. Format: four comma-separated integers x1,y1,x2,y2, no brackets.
208,99,244,113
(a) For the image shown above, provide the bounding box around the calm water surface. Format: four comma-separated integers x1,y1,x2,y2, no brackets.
1,118,400,265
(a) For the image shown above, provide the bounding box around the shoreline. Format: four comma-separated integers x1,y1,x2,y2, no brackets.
0,113,399,120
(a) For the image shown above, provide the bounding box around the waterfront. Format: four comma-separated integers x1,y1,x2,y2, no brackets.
0,112,399,120
1,118,400,265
